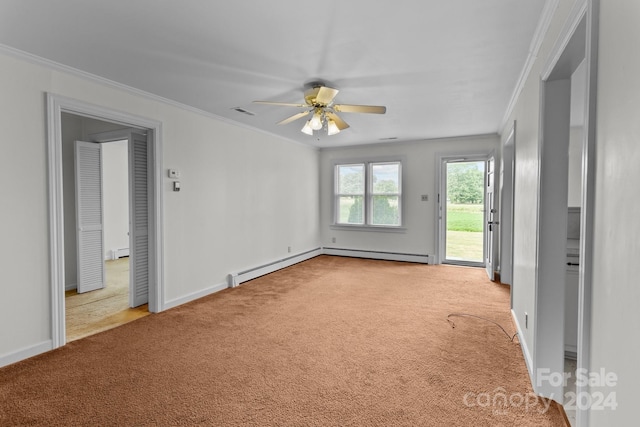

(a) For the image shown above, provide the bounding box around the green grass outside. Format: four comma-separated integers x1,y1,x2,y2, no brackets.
446,203,484,261
446,203,483,232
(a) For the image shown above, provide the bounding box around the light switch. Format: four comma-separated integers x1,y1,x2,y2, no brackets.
173,181,181,192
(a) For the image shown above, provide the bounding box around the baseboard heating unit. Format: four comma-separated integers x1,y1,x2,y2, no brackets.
228,248,322,288
111,248,130,260
228,248,429,289
322,248,430,264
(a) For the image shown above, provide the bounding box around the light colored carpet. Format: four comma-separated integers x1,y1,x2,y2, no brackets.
0,256,564,426
65,258,149,341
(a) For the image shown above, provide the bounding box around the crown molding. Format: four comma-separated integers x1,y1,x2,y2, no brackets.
0,43,312,149
498,0,560,134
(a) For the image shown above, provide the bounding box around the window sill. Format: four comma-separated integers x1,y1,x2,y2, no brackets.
330,224,407,233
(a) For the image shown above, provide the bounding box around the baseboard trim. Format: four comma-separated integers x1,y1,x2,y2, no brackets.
511,309,535,387
0,340,52,368
322,248,430,264
65,283,77,291
228,248,323,288
163,281,228,311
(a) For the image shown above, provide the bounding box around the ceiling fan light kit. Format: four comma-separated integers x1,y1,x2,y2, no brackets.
309,109,324,130
301,120,314,135
327,119,340,136
254,83,386,136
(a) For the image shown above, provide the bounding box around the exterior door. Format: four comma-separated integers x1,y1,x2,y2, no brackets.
129,131,150,307
440,158,486,266
485,155,497,281
74,141,105,293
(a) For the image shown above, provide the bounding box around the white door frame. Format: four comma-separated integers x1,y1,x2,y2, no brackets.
485,153,497,280
46,93,164,348
499,123,516,288
534,2,597,425
434,151,493,266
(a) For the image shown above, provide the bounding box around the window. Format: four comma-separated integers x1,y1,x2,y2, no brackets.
336,164,365,225
335,161,402,227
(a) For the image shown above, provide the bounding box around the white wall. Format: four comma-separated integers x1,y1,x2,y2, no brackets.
102,140,129,260
499,0,578,369
590,1,640,425
0,51,320,362
501,1,639,424
319,135,499,257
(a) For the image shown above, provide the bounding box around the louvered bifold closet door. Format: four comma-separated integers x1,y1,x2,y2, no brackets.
75,141,105,293
129,132,150,307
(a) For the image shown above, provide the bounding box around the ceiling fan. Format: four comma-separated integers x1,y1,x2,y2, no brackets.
253,83,386,136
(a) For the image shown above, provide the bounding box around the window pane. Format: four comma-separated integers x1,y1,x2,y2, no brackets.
371,195,400,225
338,196,364,224
372,163,400,194
338,164,364,194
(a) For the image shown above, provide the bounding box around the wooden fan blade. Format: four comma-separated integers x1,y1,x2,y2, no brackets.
253,101,307,108
315,87,340,105
333,104,386,114
277,110,311,125
325,111,350,130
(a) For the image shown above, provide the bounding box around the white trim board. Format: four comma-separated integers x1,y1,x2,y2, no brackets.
163,282,229,311
0,340,52,369
512,309,535,386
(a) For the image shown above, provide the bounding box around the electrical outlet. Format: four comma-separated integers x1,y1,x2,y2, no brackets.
331,237,336,243
525,312,528,329
421,194,429,201
287,246,291,253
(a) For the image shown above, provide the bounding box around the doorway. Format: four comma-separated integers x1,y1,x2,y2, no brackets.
443,160,485,265
64,133,150,342
533,4,597,427
48,94,164,348
437,153,495,270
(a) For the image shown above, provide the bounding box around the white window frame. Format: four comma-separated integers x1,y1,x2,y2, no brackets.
333,159,403,229
368,161,402,226
335,163,366,225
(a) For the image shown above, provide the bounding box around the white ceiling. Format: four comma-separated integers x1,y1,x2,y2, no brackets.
0,0,547,148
